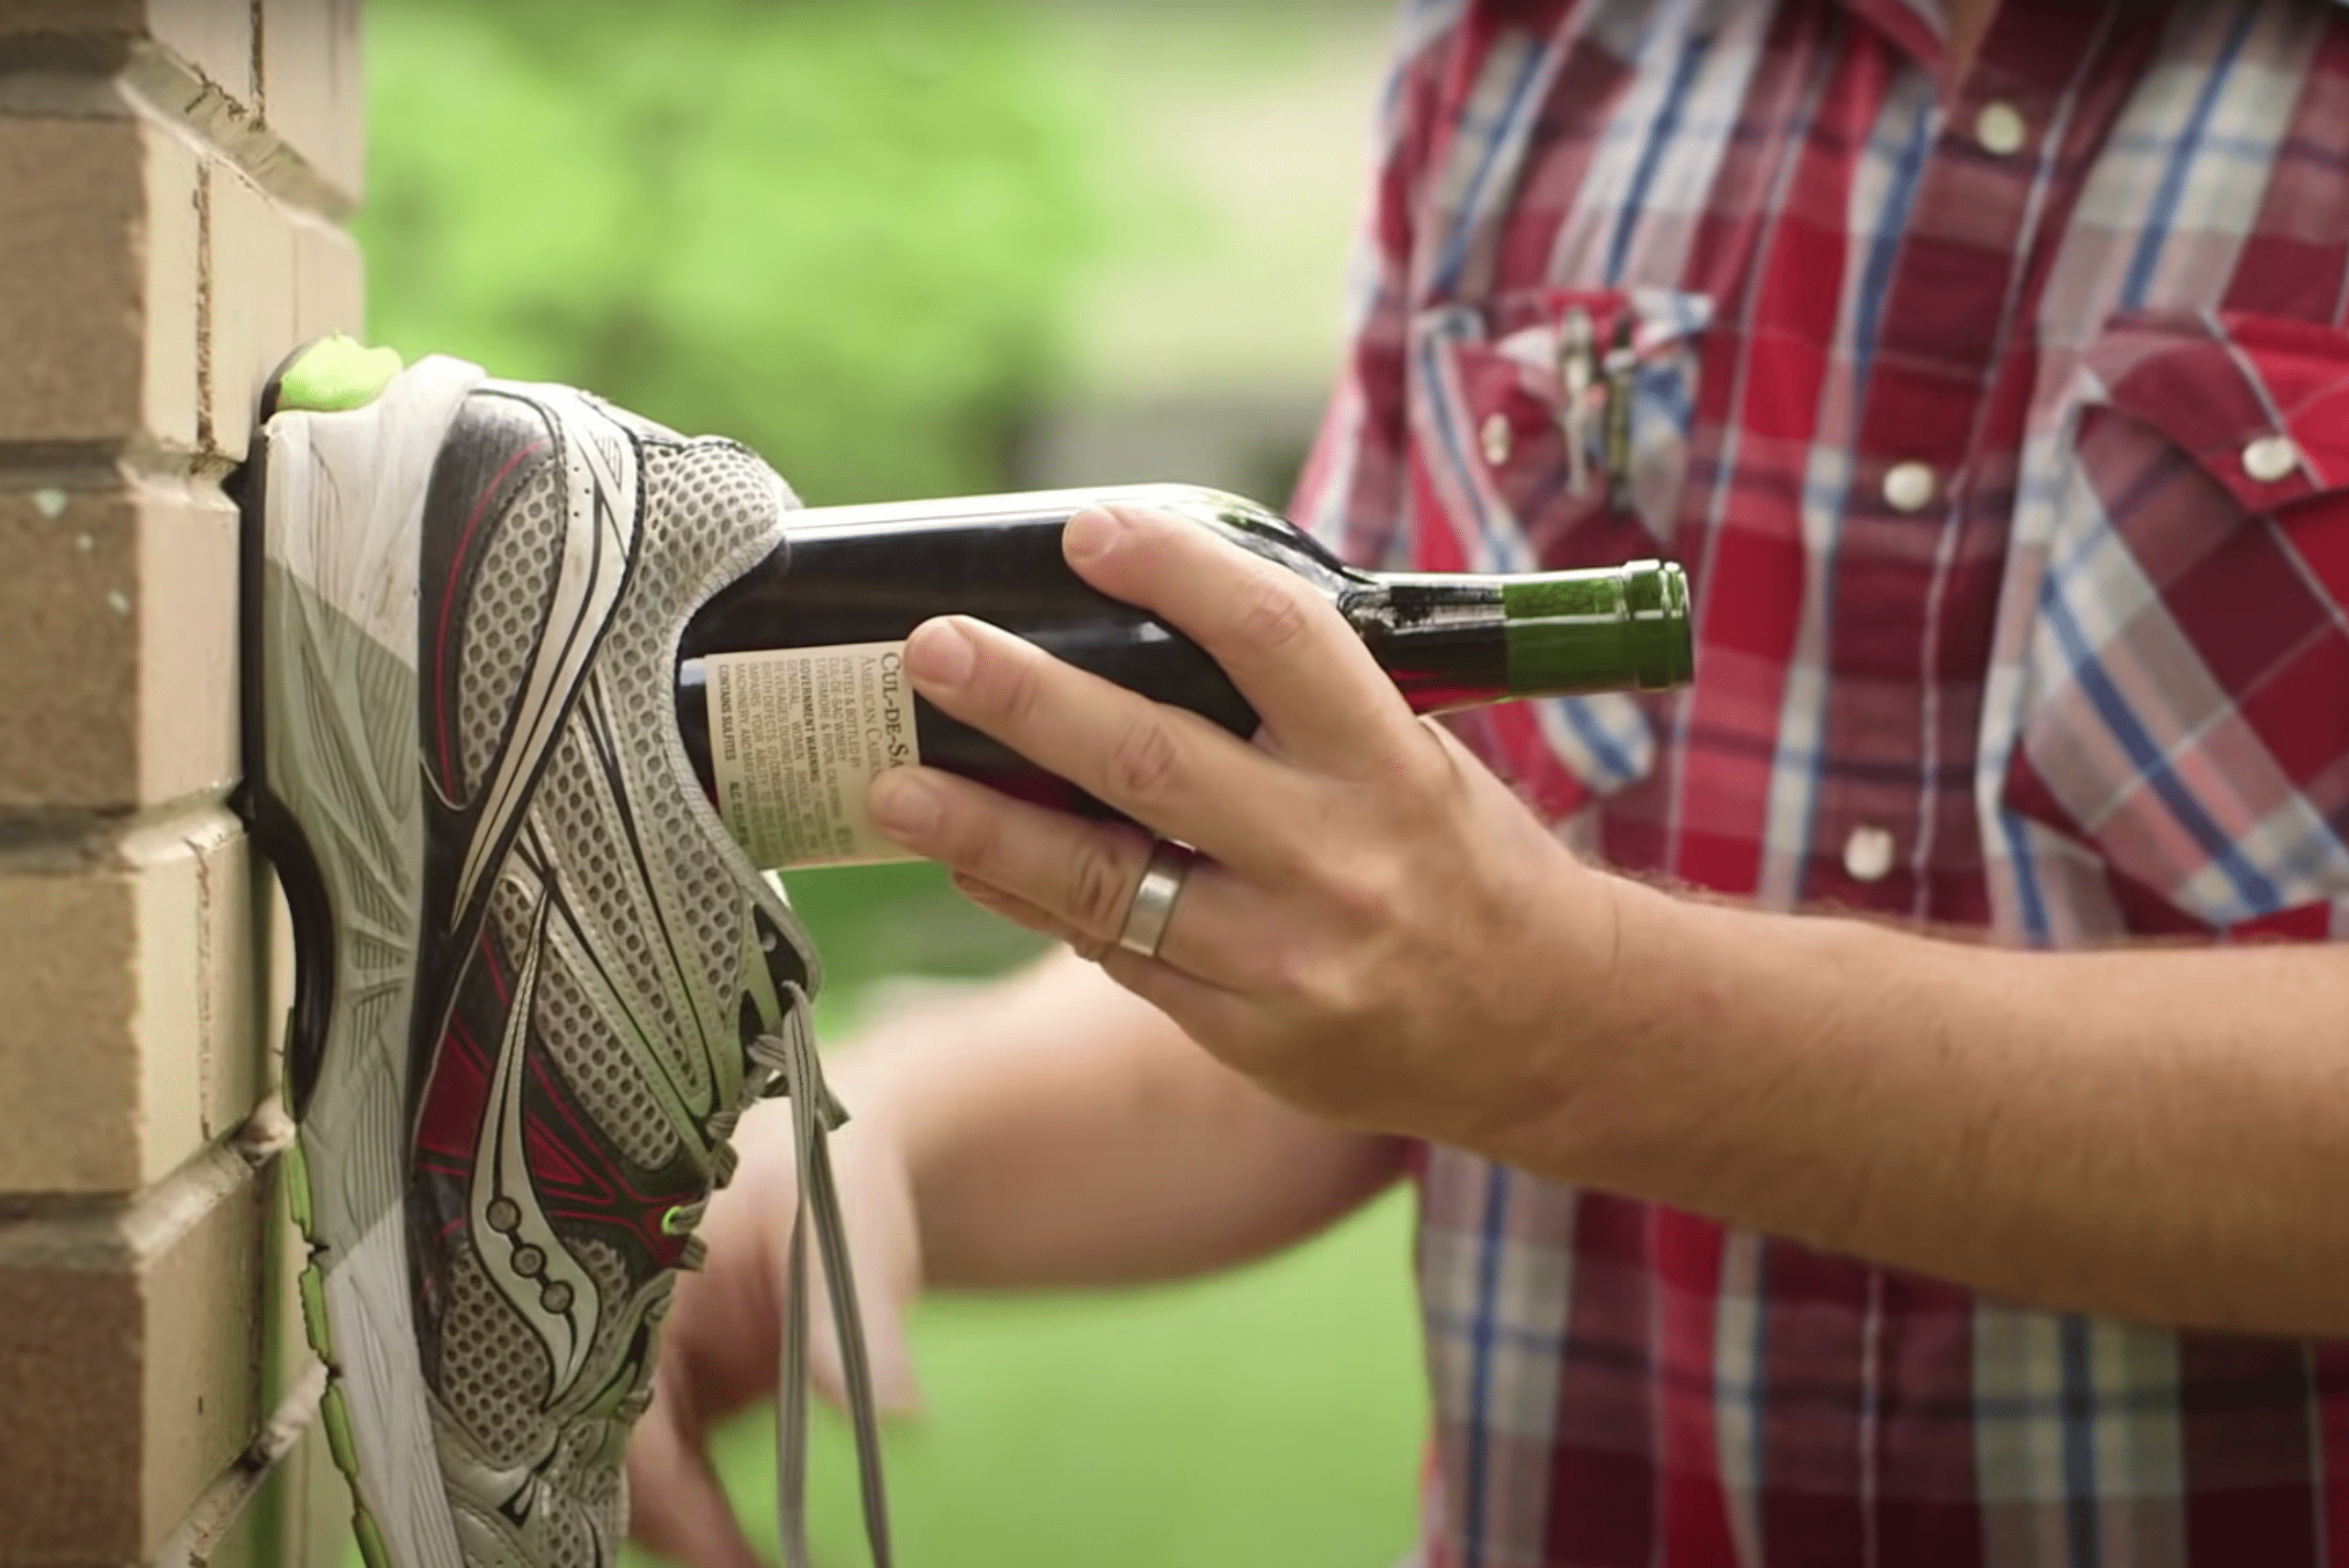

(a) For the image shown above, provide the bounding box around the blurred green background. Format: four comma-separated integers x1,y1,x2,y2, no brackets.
359,1,1423,1563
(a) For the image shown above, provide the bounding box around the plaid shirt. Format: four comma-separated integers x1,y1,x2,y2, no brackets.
1291,0,2349,1562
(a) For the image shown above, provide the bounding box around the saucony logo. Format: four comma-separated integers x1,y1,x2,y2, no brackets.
468,848,603,1400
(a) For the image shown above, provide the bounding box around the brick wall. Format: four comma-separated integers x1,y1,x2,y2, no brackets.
0,4,362,1565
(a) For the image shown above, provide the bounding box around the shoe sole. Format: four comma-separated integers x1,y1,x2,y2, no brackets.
236,349,484,1568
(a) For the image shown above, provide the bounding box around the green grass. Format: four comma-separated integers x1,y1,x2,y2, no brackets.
681,1191,1425,1568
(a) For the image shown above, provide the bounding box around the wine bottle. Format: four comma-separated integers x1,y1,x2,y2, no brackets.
675,484,1691,870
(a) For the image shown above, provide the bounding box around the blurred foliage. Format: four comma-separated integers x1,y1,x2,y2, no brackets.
360,0,1102,506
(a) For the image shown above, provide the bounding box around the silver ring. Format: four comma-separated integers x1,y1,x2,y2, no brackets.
1115,840,1196,960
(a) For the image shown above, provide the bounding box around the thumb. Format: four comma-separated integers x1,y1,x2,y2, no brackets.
627,1387,766,1568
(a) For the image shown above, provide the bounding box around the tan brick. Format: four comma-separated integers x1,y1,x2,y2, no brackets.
147,1110,319,1568
138,475,243,806
149,118,205,447
201,1180,342,1568
0,0,121,28
149,0,256,105
207,1256,347,1568
203,159,299,461
0,1,255,99
293,205,363,344
260,0,362,206
0,112,201,448
206,1407,354,1568
0,474,239,810
0,1142,270,1564
199,166,368,458
188,820,268,1145
0,480,137,800
0,809,262,1195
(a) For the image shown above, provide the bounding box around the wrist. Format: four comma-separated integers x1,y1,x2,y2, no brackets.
1484,868,1721,1181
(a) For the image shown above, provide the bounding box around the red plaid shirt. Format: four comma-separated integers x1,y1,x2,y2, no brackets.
1292,0,2349,1562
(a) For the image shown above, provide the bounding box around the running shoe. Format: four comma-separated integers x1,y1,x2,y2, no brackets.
237,338,889,1568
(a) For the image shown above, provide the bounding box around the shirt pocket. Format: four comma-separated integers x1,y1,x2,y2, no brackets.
1405,285,1712,817
2002,310,2349,939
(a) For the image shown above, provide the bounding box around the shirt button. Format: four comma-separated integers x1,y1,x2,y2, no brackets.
1842,825,1898,884
2242,433,2299,484
1480,412,1513,467
1975,101,2028,157
1882,461,1938,513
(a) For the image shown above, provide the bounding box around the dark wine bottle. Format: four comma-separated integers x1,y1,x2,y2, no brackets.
676,484,1691,870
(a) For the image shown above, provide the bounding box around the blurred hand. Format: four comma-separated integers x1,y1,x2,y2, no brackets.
863,504,1619,1159
627,1084,922,1568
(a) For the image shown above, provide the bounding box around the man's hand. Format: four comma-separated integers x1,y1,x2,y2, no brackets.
858,503,2349,1340
628,1089,923,1568
863,504,1616,1152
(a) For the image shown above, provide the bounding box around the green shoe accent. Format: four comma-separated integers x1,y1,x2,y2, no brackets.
298,1261,332,1359
282,1139,314,1235
274,335,404,414
352,1506,394,1568
320,1379,360,1477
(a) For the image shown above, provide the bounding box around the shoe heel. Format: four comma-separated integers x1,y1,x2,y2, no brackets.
233,410,342,1119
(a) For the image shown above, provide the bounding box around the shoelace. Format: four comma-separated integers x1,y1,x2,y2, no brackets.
657,986,893,1562
755,990,894,1568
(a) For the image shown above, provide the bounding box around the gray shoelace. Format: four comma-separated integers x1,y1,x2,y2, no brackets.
755,992,894,1568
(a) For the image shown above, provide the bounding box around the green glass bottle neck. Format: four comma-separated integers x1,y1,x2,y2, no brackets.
1337,559,1692,708
1500,560,1691,694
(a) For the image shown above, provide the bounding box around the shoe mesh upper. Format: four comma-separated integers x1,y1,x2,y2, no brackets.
457,462,563,799
424,406,796,1564
628,440,785,1006
538,724,704,1107
607,439,794,1065
534,935,681,1172
439,1247,558,1470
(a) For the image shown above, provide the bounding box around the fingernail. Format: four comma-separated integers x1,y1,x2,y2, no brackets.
867,770,941,841
1063,506,1126,562
905,619,976,688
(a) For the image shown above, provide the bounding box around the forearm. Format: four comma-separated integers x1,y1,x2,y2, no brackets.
835,950,1404,1292
1531,877,2349,1335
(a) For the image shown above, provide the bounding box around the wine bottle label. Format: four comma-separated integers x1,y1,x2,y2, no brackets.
703,641,921,868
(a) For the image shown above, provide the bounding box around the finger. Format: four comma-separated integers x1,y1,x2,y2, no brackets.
898,615,1317,873
953,873,1136,969
626,1391,766,1568
1098,943,1262,1051
870,764,1281,991
1063,504,1416,775
952,872,1262,1048
950,870,1096,949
